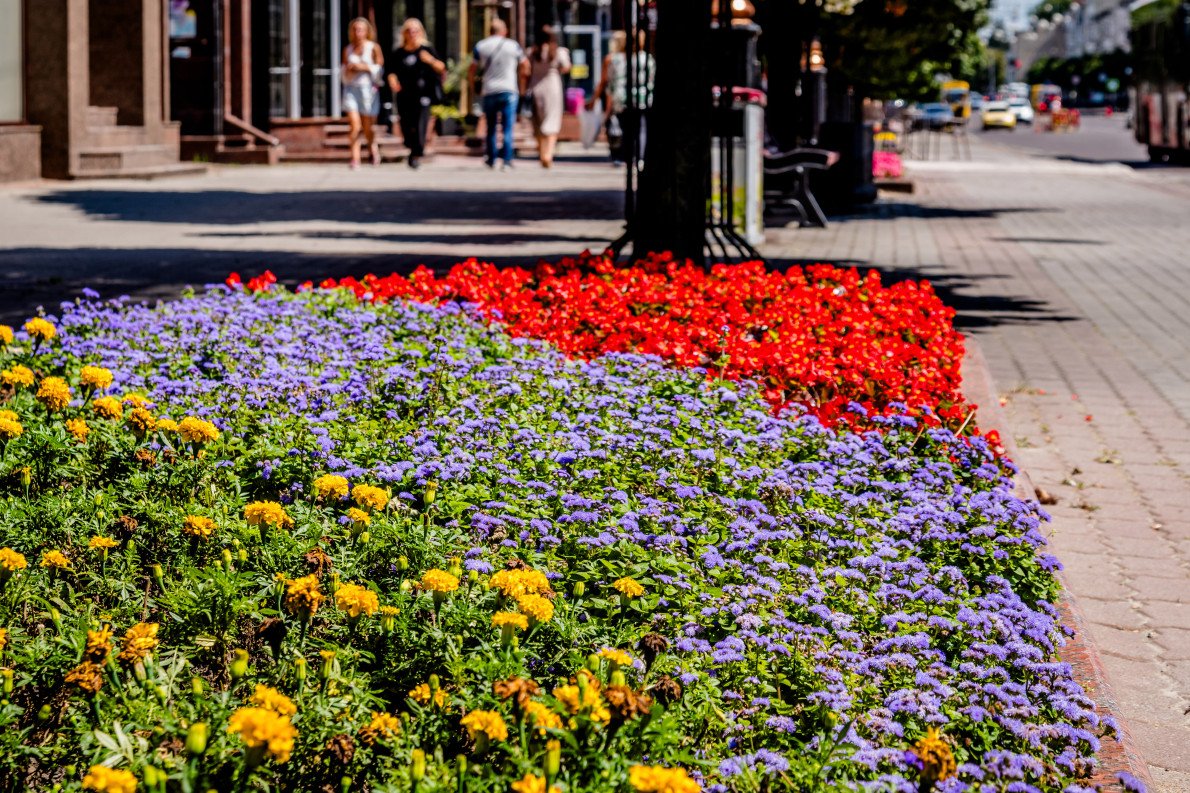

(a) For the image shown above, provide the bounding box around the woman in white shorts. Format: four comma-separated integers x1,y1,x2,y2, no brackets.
342,18,384,168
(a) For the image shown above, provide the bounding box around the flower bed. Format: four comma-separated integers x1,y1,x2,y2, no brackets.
0,286,1119,792
231,254,973,432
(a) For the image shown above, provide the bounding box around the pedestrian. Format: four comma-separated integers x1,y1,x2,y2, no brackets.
523,25,571,168
342,17,384,169
588,30,654,164
468,19,527,170
387,18,446,169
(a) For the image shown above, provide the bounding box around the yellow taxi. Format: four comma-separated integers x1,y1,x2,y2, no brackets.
981,101,1018,130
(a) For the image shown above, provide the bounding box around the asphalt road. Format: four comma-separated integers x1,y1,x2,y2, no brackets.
971,112,1150,165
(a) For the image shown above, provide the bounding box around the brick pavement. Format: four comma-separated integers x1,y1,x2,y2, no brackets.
1,135,1188,789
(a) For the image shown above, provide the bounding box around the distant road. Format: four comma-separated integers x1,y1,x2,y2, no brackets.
971,112,1150,165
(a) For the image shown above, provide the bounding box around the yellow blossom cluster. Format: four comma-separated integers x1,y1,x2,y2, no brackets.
244,501,293,529
178,416,220,444
912,727,956,783
522,700,563,735
613,577,645,598
0,628,7,651
408,682,449,709
92,396,123,420
85,627,114,663
117,622,159,664
420,568,459,593
88,536,118,551
155,417,178,432
79,365,114,391
65,417,89,442
346,507,370,525
249,684,297,716
359,711,402,745
492,611,529,631
24,318,56,342
126,407,156,434
313,473,349,500
81,765,137,793
0,416,22,441
516,594,555,623
460,709,508,742
0,325,11,345
283,574,325,618
511,774,561,793
552,671,610,725
335,582,380,618
39,550,70,570
0,547,28,572
121,393,150,408
489,568,553,598
36,377,71,412
598,648,634,667
351,483,389,512
628,765,701,793
227,706,297,763
65,661,105,693
182,515,216,539
1,365,34,388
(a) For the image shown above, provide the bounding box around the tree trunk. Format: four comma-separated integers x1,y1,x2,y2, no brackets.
631,0,711,265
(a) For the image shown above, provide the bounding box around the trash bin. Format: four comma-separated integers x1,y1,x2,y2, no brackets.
710,87,767,247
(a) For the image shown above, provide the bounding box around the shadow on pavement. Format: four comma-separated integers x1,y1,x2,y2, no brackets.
196,230,595,246
825,202,1057,223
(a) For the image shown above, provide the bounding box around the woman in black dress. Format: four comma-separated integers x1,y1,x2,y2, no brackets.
386,19,446,169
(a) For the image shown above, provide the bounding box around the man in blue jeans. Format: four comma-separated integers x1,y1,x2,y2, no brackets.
468,19,526,169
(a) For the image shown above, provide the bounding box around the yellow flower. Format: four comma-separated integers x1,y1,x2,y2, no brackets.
492,612,529,631
516,594,555,624
0,325,11,345
489,568,554,598
628,765,701,793
351,483,389,512
79,365,114,391
0,628,7,651
66,417,90,442
613,577,645,598
0,365,34,388
121,393,151,408
313,474,350,500
244,501,293,530
335,582,380,618
88,536,118,551
552,672,610,724
39,550,70,570
117,622,159,664
155,417,178,432
85,627,114,663
182,515,216,539
359,711,402,745
598,648,634,667
912,727,956,783
250,684,297,716
421,568,460,594
24,317,56,342
92,396,123,420
0,417,22,440
346,507,371,525
522,700,563,735
511,773,562,793
283,574,325,618
460,709,508,742
179,416,220,444
126,407,156,434
227,706,297,763
36,377,71,412
81,764,137,793
0,410,16,422
66,661,105,693
0,547,28,572
408,682,448,709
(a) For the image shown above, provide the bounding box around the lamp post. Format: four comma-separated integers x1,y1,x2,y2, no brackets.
808,37,826,145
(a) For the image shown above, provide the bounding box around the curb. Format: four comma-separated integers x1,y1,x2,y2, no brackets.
962,338,1154,792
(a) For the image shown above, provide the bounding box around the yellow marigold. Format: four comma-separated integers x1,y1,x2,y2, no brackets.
121,393,150,408
0,325,11,345
88,536,118,551
912,727,956,783
250,684,297,716
351,483,389,512
283,574,325,618
492,611,529,631
39,550,70,570
126,407,156,434
460,709,508,742
65,661,105,693
598,648,634,667
522,700,563,735
227,706,297,763
613,577,645,598
66,417,90,442
117,622,159,664
36,376,71,412
335,582,380,618
380,605,399,617
346,507,370,525
489,568,553,598
511,774,562,793
0,409,16,422
313,474,349,500
92,396,123,420
24,317,56,342
178,416,220,444
182,515,216,539
0,628,7,651
244,501,293,530
421,568,459,594
408,682,448,709
0,547,28,572
553,673,610,724
0,417,22,440
1,365,34,388
85,627,113,663
516,594,555,624
81,764,136,793
629,765,701,793
155,417,178,432
79,365,114,391
359,711,402,745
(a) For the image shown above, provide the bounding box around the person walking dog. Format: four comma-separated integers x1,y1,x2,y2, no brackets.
468,19,527,170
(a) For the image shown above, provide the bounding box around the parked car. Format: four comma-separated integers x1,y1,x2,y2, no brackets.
914,102,956,130
981,101,1018,130
1008,98,1034,125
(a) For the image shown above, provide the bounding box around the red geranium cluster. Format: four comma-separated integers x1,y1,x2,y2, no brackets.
229,252,973,429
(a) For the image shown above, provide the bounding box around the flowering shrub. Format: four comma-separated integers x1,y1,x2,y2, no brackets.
230,255,972,430
0,288,1121,792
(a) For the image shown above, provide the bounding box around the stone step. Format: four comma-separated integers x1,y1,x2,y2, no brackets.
72,162,207,180
76,144,181,175
86,125,151,149
86,106,120,127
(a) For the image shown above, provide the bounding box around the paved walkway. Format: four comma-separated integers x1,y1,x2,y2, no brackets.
1,129,1189,789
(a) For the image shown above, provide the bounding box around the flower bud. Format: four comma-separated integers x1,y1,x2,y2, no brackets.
399,579,412,594
151,564,164,588
221,548,233,572
587,654,600,674
237,548,248,563
611,670,627,687
320,650,336,680
358,531,371,545
572,581,585,598
340,776,353,793
49,607,62,630
545,739,562,778
411,749,426,781
19,467,31,488
397,555,409,572
468,569,479,584
424,481,437,507
2,668,14,695
191,676,204,696
456,755,467,776
143,766,161,787
186,722,209,755
37,704,52,721
155,684,168,702
229,648,249,680
429,674,440,696
294,656,308,683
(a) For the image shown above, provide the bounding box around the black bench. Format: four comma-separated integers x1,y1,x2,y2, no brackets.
763,147,840,228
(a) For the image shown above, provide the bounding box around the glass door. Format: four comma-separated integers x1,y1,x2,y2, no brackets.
0,0,23,121
269,0,342,119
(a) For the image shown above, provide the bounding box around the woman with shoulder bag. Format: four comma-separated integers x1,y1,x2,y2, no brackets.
387,18,446,169
342,17,384,169
523,26,571,168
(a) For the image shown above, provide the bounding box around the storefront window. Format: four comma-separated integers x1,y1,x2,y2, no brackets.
0,0,23,121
